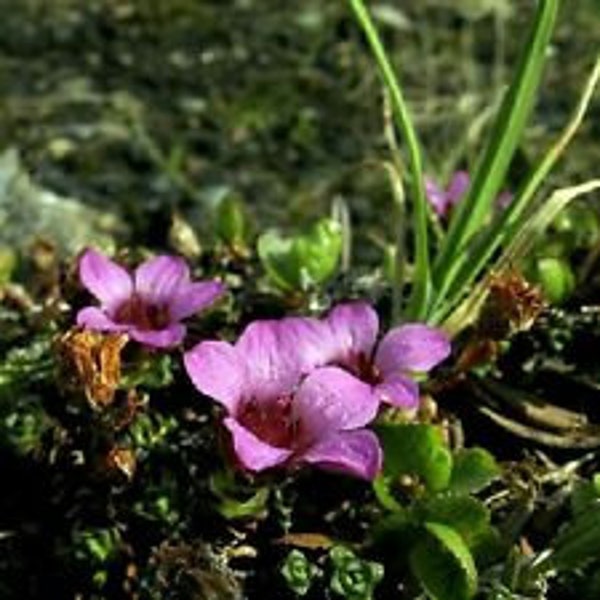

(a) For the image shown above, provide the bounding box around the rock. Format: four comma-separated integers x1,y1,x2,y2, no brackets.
0,148,127,257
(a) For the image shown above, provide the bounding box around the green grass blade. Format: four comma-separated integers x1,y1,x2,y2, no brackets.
432,0,560,304
348,0,430,319
441,180,600,334
494,180,600,272
431,55,600,321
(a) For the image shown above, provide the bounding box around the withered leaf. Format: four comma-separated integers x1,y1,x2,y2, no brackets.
275,532,335,550
57,329,128,409
105,446,137,480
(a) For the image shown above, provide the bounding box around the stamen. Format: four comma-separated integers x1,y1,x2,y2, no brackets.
114,294,171,330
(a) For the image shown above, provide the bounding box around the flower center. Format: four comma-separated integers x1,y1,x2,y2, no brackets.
237,395,301,449
114,294,171,331
343,353,382,386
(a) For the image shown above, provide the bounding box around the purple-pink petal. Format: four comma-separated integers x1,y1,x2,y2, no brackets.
134,255,189,305
425,171,469,218
375,324,451,375
76,306,129,333
184,341,246,413
446,171,470,206
79,249,133,311
129,323,186,348
323,302,379,363
236,319,321,399
224,417,293,472
374,373,420,409
170,281,225,320
280,317,333,372
301,429,382,481
295,367,378,442
424,177,449,217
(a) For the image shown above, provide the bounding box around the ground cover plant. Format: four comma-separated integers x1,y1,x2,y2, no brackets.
1,0,600,598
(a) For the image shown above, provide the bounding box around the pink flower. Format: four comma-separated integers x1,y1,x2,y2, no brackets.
184,317,382,480
77,249,225,348
425,171,513,219
318,302,451,410
425,171,470,218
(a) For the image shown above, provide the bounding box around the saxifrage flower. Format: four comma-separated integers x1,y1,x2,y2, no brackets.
425,170,470,218
318,302,451,410
77,249,224,348
184,317,382,480
425,170,513,218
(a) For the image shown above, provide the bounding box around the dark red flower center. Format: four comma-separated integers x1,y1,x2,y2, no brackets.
346,352,382,386
114,293,171,331
238,395,301,449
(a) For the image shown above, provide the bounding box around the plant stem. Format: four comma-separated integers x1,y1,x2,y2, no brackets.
348,0,430,319
432,0,560,308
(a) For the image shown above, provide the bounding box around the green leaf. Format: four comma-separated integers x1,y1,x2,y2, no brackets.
218,487,270,520
449,448,500,495
0,337,54,393
534,256,575,304
329,546,384,600
373,474,404,512
121,354,174,389
128,413,177,451
372,510,420,550
73,528,121,565
410,522,477,600
552,204,600,250
281,550,321,596
0,394,51,456
548,504,600,572
377,424,453,492
571,476,600,516
257,218,342,292
209,471,270,520
0,247,16,285
216,193,249,247
417,495,491,549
